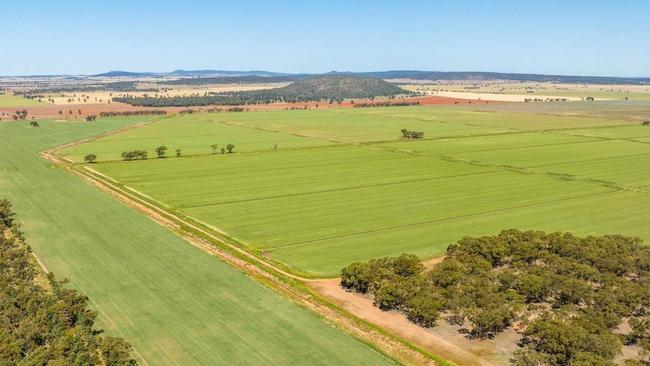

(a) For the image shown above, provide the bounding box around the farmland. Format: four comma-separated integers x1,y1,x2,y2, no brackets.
0,118,396,365
404,81,650,101
0,93,42,107
59,105,650,276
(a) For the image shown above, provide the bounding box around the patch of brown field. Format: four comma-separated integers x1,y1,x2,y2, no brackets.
238,95,498,111
0,94,500,120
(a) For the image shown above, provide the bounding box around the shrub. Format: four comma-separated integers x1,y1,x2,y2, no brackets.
84,154,97,163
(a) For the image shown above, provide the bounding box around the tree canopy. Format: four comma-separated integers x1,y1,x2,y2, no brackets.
341,229,650,365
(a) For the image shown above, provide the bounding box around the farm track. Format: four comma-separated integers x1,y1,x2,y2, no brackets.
42,138,451,366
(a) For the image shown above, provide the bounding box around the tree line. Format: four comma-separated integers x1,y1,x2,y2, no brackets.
84,144,238,163
353,101,421,108
98,110,167,117
0,199,138,365
341,229,650,365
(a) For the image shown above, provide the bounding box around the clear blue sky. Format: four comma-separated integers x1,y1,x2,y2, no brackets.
2,0,649,77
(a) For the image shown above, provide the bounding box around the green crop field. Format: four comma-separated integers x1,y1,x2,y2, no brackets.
0,118,395,365
0,93,42,107
61,113,335,161
60,106,650,276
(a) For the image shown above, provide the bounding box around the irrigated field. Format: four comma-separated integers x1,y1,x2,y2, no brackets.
60,105,650,276
0,118,395,365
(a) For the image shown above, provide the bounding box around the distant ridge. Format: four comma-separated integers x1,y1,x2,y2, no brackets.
169,69,290,77
92,70,291,78
326,70,650,85
89,69,650,85
92,71,159,77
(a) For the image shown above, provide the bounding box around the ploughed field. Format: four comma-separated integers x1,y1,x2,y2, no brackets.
1,118,395,365
59,105,650,276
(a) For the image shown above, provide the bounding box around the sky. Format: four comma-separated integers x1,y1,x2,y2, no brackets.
1,0,649,77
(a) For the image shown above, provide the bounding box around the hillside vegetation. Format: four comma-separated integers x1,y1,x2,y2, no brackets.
275,76,405,99
113,76,407,106
341,230,650,365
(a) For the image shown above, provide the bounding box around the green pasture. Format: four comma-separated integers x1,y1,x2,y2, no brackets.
0,118,395,365
60,113,334,161
60,107,637,164
62,106,650,275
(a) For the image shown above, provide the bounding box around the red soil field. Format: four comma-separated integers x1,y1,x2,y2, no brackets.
0,95,499,120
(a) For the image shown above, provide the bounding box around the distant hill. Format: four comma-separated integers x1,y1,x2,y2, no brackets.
92,70,159,77
93,70,291,78
169,69,289,77
113,76,408,107
275,76,405,99
163,75,305,85
329,70,650,85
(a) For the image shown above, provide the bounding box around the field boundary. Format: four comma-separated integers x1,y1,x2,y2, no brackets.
42,140,455,366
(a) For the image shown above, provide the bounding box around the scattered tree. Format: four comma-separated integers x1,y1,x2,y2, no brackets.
155,146,168,158
84,154,97,163
226,144,235,153
14,109,28,120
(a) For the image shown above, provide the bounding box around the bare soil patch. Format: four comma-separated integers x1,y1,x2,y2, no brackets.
308,271,520,366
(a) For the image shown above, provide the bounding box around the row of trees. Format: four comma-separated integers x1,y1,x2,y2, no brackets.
353,101,421,108
523,98,569,103
121,150,148,161
115,144,236,162
400,129,425,139
84,144,241,164
210,144,235,154
98,110,167,118
340,230,650,365
0,199,137,364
